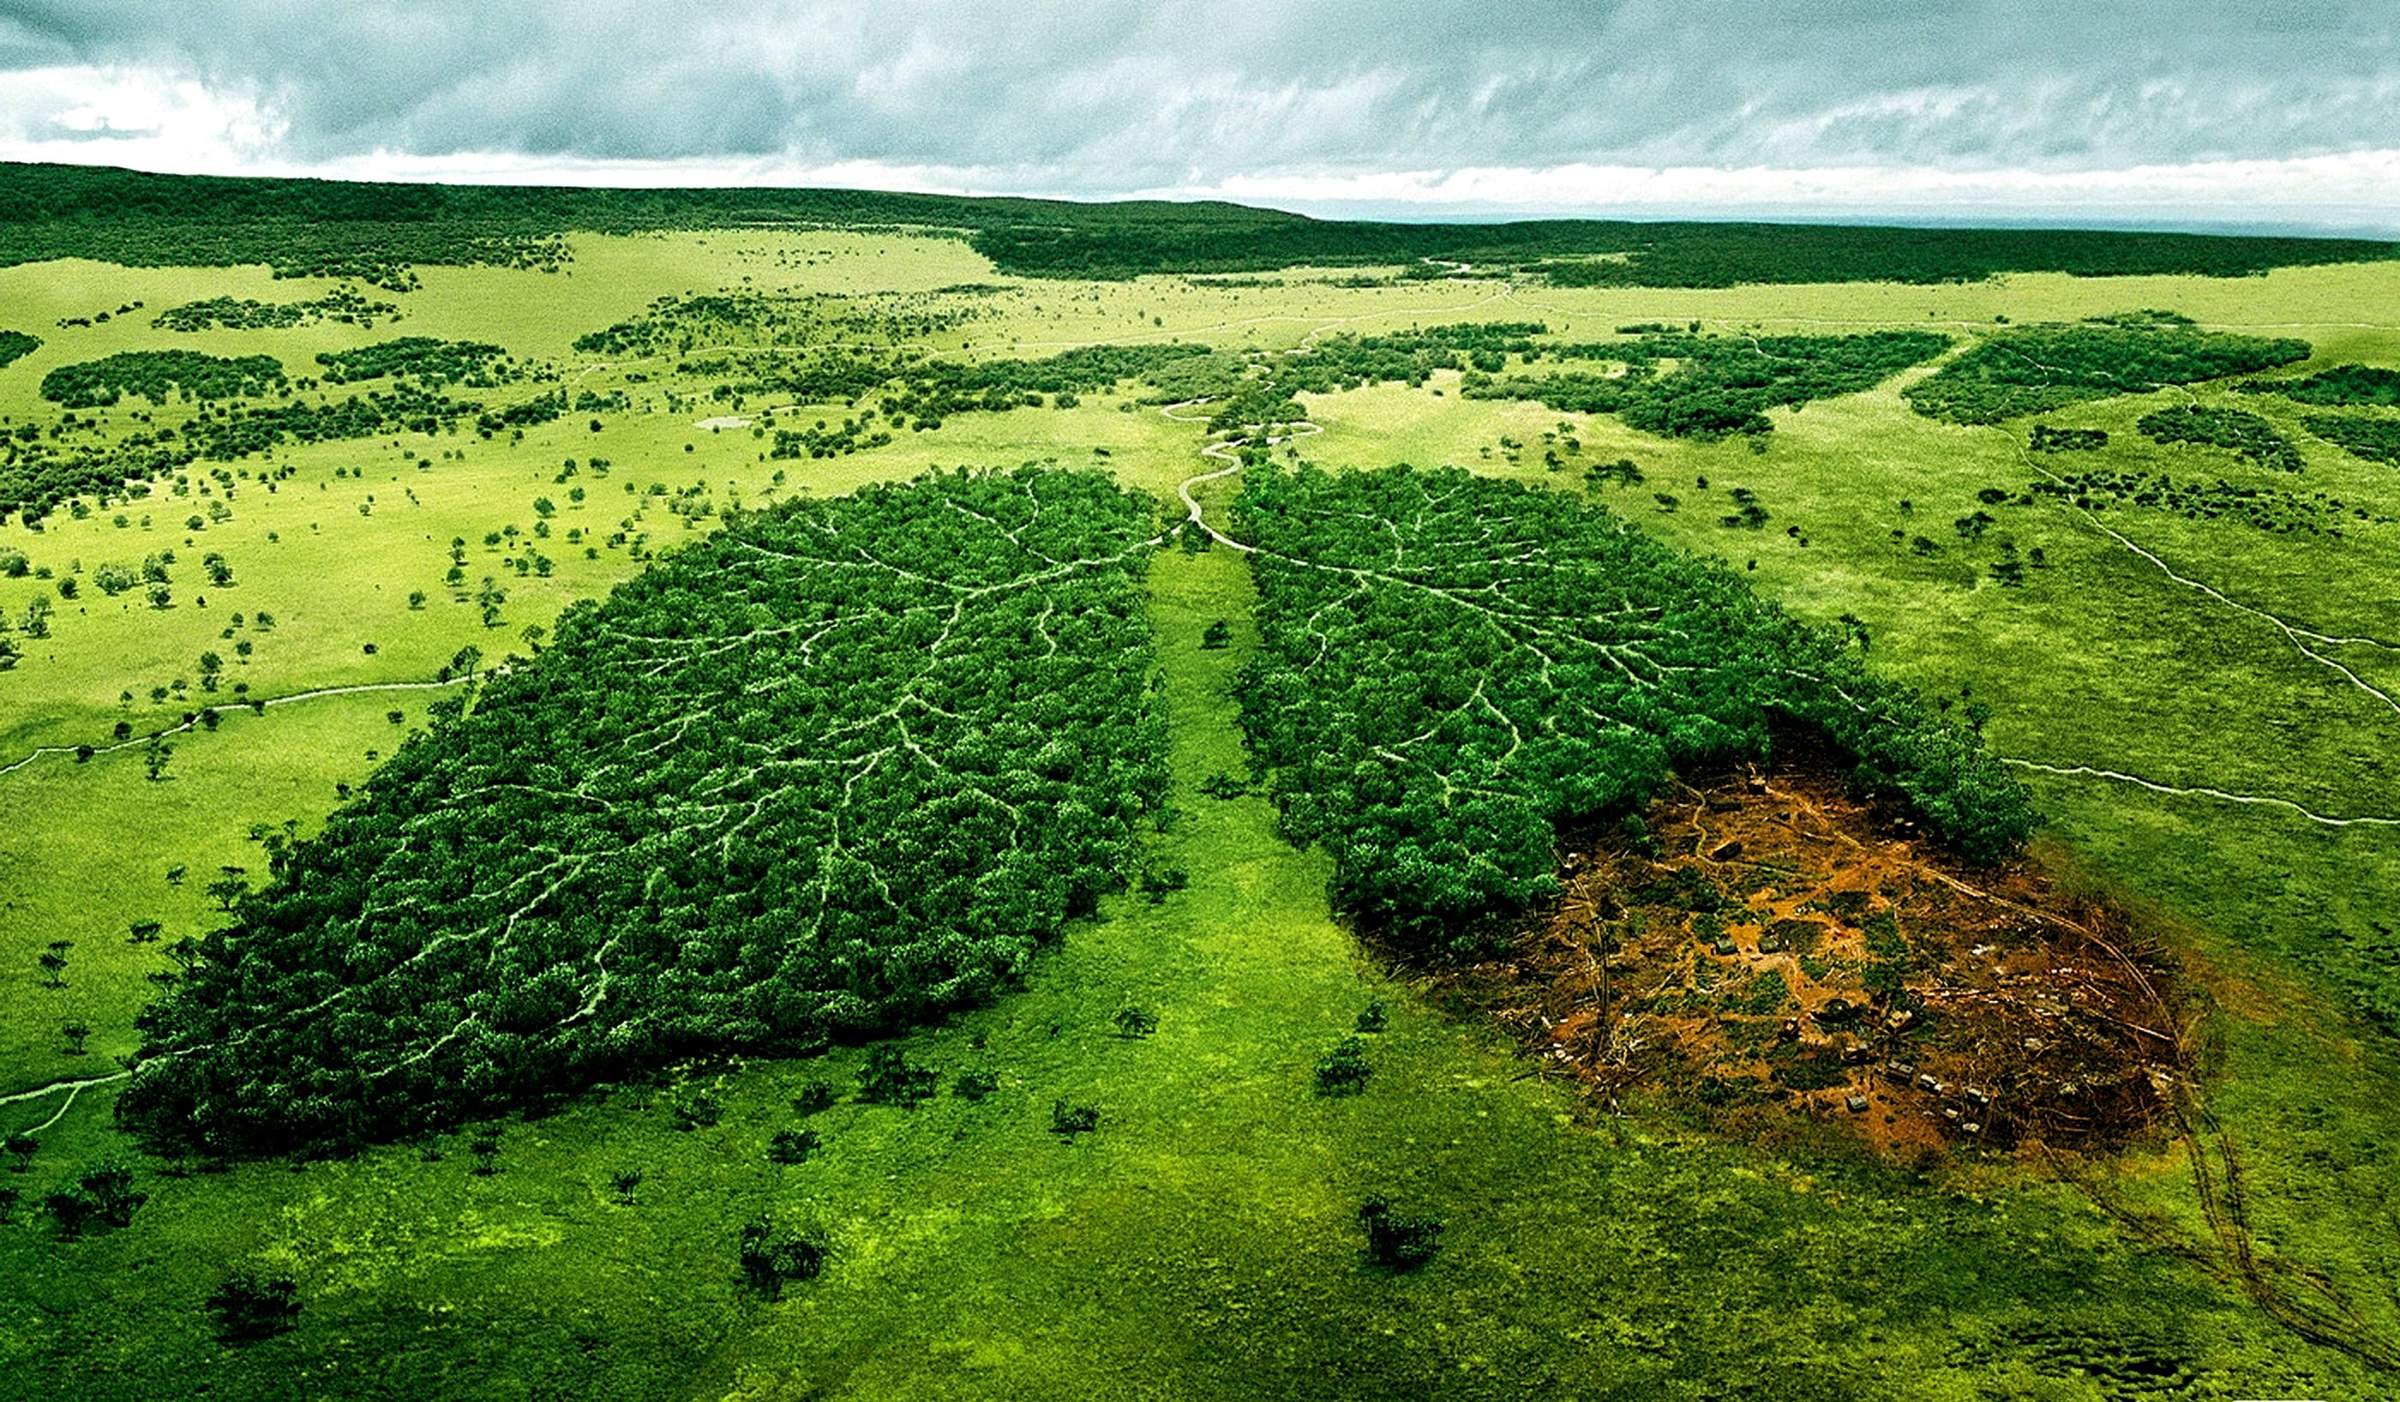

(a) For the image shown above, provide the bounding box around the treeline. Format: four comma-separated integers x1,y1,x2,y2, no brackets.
2306,414,2400,465
2027,469,2368,537
1232,464,2033,948
2239,364,2400,408
710,342,1213,431
315,337,518,388
2028,425,2108,452
2137,405,2303,472
38,350,289,408
5,161,2392,290
153,288,398,333
2,385,480,523
118,468,1169,1156
0,329,38,367
1905,324,2312,423
975,218,2400,286
1463,329,1949,439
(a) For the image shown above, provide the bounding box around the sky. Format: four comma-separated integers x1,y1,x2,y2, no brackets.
0,1,2394,232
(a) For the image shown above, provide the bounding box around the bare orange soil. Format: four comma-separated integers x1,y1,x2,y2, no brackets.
1454,755,2181,1160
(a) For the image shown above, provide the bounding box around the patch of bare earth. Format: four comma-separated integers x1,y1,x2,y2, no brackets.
1456,753,2183,1163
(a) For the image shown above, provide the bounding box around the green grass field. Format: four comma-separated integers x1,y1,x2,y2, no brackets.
5,227,2400,1397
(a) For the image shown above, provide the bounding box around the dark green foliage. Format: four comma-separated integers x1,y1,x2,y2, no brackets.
1464,330,1949,439
2136,405,2303,472
973,213,2395,285
1355,999,1389,1033
2237,364,2400,407
1048,1100,1101,1139
857,1047,939,1108
2028,425,2108,452
1200,620,1233,650
1112,1007,1158,1038
154,288,396,333
117,469,1167,1156
766,1127,821,1165
4,162,2388,288
39,350,288,408
1904,325,2311,424
2303,413,2400,466
738,1214,827,1297
791,1082,838,1116
1234,465,2032,946
44,1159,144,1240
0,328,38,367
207,1269,301,1342
1358,1195,1442,1269
3,382,484,523
2026,469,2371,537
1315,1035,1374,1095
315,337,517,387
952,1068,999,1101
668,1091,722,1132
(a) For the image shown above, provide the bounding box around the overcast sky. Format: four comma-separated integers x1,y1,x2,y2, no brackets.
1,2,2394,231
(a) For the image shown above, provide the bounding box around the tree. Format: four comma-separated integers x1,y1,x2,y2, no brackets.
610,1168,642,1203
207,1269,301,1342
1048,1100,1101,1140
766,1127,819,1165
37,940,70,988
1112,1007,1158,1039
737,1214,827,1298
206,867,251,912
1200,620,1232,650
1359,1195,1443,1269
1315,1036,1372,1096
5,1133,36,1172
61,1022,89,1055
143,739,173,782
857,1047,937,1107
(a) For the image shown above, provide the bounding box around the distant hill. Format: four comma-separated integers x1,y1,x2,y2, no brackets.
2,160,2392,288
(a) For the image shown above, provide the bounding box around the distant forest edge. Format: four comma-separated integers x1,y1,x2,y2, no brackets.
3,162,2393,289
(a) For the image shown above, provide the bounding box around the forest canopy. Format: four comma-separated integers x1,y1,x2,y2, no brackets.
1231,464,2033,948
2,161,2392,290
117,468,1169,1156
38,349,289,408
1904,324,2312,424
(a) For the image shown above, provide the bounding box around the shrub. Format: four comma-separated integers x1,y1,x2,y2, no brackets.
1359,1195,1443,1269
1315,1036,1374,1096
207,1269,301,1342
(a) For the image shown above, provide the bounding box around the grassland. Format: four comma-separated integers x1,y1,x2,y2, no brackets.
5,221,2400,1397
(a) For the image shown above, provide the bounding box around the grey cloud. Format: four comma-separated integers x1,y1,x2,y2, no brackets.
1,1,2394,193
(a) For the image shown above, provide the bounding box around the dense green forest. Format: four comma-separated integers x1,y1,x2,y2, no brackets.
2305,413,2400,465
2239,364,2400,407
0,328,37,367
116,468,1169,1155
2,162,2391,289
1231,464,2031,947
314,337,522,388
37,349,289,408
1462,328,1950,438
2137,405,2305,472
1905,323,2312,423
152,288,398,333
701,342,1214,432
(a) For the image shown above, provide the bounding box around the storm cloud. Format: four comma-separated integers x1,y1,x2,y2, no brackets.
0,1,2393,228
